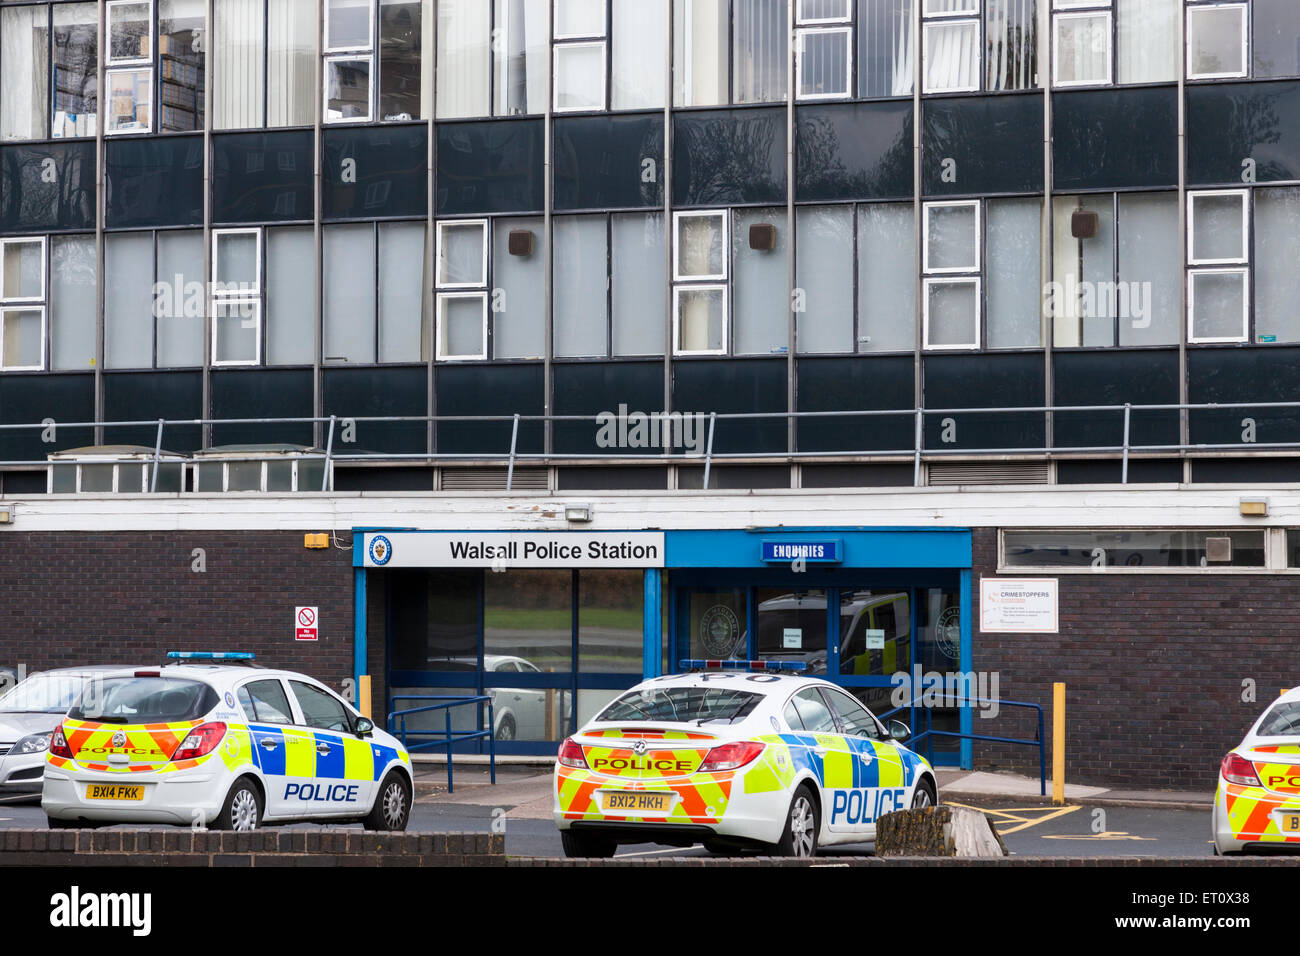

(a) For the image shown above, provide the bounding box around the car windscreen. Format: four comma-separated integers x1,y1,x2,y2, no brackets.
68,677,218,724
596,687,764,725
1257,701,1300,737
0,672,95,714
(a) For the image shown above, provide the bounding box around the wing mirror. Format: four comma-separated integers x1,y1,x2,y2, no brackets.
887,719,911,742
355,717,374,738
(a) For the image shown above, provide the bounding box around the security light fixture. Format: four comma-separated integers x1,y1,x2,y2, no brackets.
749,223,777,251
1071,210,1099,239
508,230,535,257
564,504,592,522
1239,498,1269,518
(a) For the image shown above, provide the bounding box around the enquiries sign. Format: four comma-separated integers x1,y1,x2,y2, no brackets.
361,532,665,569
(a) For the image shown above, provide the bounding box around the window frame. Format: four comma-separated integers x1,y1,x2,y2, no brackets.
104,66,154,135
1052,8,1115,88
324,54,376,124
552,40,609,112
553,0,608,42
922,276,982,350
1187,189,1249,266
673,210,729,283
210,227,264,367
0,236,47,371
1187,266,1249,344
796,26,854,101
324,0,377,55
435,290,490,361
922,200,981,275
922,17,982,94
106,0,153,67
436,219,490,290
1186,1,1249,81
672,284,729,357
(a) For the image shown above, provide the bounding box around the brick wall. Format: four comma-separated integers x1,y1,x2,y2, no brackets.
0,531,356,697
971,528,1298,791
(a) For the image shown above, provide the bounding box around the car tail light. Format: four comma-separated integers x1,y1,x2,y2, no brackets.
557,738,588,769
698,741,765,773
1221,752,1261,787
49,725,72,759
171,723,227,762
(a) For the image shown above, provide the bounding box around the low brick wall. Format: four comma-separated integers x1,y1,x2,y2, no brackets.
0,829,504,867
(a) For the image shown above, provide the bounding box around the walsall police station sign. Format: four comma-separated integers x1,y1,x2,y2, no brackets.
362,532,665,569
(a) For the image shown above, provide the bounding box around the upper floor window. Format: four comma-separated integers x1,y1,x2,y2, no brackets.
0,238,46,371
553,0,608,111
1186,2,1247,80
797,0,853,99
324,0,428,123
1051,0,1180,87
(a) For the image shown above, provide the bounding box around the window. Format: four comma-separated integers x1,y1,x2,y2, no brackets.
290,681,352,732
859,202,915,352
212,228,263,365
673,211,728,355
1187,190,1248,344
796,205,855,352
554,0,608,111
1118,0,1177,83
495,0,550,115
797,1,853,99
50,236,97,371
214,0,317,130
859,0,915,97
1048,0,1180,86
158,0,205,131
554,215,609,357
922,201,980,349
326,0,375,122
0,238,46,370
736,0,788,104
674,0,729,106
239,679,294,724
378,0,428,120
1255,187,1300,345
53,3,99,138
986,0,1040,90
1053,2,1111,87
1001,529,1268,570
266,226,316,365
612,212,667,356
436,219,488,360
733,207,788,356
923,0,980,93
1186,1,1247,79
1253,0,1300,79
106,0,154,134
47,451,185,494
493,217,546,359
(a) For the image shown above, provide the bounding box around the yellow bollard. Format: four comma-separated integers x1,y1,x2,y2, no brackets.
359,674,372,720
1052,682,1065,806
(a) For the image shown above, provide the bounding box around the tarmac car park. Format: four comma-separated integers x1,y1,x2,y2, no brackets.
553,661,936,858
1214,686,1300,855
42,653,414,832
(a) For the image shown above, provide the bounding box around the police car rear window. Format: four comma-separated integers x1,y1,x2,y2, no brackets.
69,678,218,724
597,688,763,725
1257,702,1300,737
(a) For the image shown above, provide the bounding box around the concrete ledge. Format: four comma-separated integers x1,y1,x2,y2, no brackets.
0,829,505,867
507,855,1300,866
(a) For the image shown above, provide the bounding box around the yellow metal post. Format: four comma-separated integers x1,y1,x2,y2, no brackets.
359,674,372,720
1052,682,1065,805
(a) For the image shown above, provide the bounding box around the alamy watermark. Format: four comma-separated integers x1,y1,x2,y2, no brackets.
890,666,1001,719
1043,277,1153,328
595,404,707,455
152,277,257,324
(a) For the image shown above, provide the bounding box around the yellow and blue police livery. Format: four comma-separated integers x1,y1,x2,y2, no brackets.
553,660,936,858
42,652,413,831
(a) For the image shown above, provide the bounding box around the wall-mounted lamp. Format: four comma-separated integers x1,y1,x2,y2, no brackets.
0,505,12,524
564,504,592,522
749,223,776,251
508,229,535,257
1240,497,1269,517
1071,210,1099,239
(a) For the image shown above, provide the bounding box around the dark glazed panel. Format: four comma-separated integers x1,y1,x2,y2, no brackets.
923,353,1045,450
555,114,664,211
1188,81,1300,185
211,369,315,446
213,131,314,224
0,142,95,233
323,366,428,454
1189,347,1300,446
797,101,913,202
1053,88,1177,190
673,359,788,454
553,362,664,455
1053,351,1179,450
923,95,1043,196
106,135,204,229
437,119,544,216
436,363,544,455
0,374,94,460
673,109,786,207
322,124,427,220
796,356,913,453
103,372,203,451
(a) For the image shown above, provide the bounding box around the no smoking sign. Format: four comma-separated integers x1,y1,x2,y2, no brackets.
296,606,319,642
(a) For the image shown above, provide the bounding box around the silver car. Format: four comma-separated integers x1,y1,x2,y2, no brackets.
0,666,131,800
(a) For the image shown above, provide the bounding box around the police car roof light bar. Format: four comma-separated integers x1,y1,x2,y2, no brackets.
164,651,259,666
679,659,806,673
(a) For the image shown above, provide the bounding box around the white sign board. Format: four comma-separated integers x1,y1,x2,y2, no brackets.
362,532,666,569
783,628,802,649
864,628,885,650
980,578,1059,633
295,605,319,642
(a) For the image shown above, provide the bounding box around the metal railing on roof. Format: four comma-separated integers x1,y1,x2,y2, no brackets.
1,399,1296,491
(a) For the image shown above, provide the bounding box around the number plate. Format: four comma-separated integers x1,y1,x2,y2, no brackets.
86,784,143,801
599,791,672,814
1281,812,1300,833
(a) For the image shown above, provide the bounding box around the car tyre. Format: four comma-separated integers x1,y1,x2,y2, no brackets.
911,778,936,809
703,839,733,856
560,829,616,858
497,715,516,742
214,778,263,832
775,785,819,858
364,771,412,831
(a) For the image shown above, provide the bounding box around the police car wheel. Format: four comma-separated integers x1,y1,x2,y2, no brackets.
776,785,819,858
560,829,616,858
497,716,516,741
911,780,936,809
364,772,411,831
215,778,263,831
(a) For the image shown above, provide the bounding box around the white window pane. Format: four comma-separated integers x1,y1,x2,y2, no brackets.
215,232,259,290
1055,13,1110,85
51,236,97,371
799,29,851,97
858,202,914,352
925,203,978,272
802,0,851,20
324,224,376,363
328,0,372,50
438,293,487,358
676,287,726,353
554,215,609,357
267,226,316,365
2,308,43,368
437,0,490,118
925,279,979,348
379,221,429,363
53,3,99,139
612,212,666,356
986,198,1042,349
556,0,606,37
859,0,914,97
612,0,666,109
1188,5,1246,78
437,221,487,286
1254,0,1300,79
1,240,43,300
215,0,266,130
676,213,727,279
555,43,606,111
796,205,854,353
494,217,546,359
156,230,205,367
735,0,787,104
214,300,260,364
326,57,372,121
1190,193,1246,263
733,207,788,356
1,5,51,141
674,0,728,106
1190,271,1247,342
923,20,978,92
924,0,975,13
1051,195,1115,348
1118,192,1179,347
495,0,550,116
109,1,151,62
106,68,152,133
105,233,155,368
1255,188,1300,344
1117,0,1176,84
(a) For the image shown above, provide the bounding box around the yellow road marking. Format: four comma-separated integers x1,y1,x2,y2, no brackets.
946,801,1083,835
1042,831,1155,841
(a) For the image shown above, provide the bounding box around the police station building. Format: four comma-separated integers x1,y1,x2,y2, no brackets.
4,0,1300,791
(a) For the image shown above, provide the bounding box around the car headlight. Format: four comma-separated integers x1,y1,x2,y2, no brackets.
10,732,51,756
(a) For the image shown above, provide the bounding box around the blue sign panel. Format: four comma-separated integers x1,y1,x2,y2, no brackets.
761,539,842,563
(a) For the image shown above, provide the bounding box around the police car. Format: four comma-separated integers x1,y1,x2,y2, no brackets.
553,661,936,857
1213,687,1300,855
42,653,413,831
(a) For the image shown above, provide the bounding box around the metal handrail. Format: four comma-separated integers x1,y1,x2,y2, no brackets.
10,398,1300,490
879,696,1047,797
387,694,496,794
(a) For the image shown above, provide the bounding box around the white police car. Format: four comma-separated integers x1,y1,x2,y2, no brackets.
42,653,413,831
554,661,937,857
